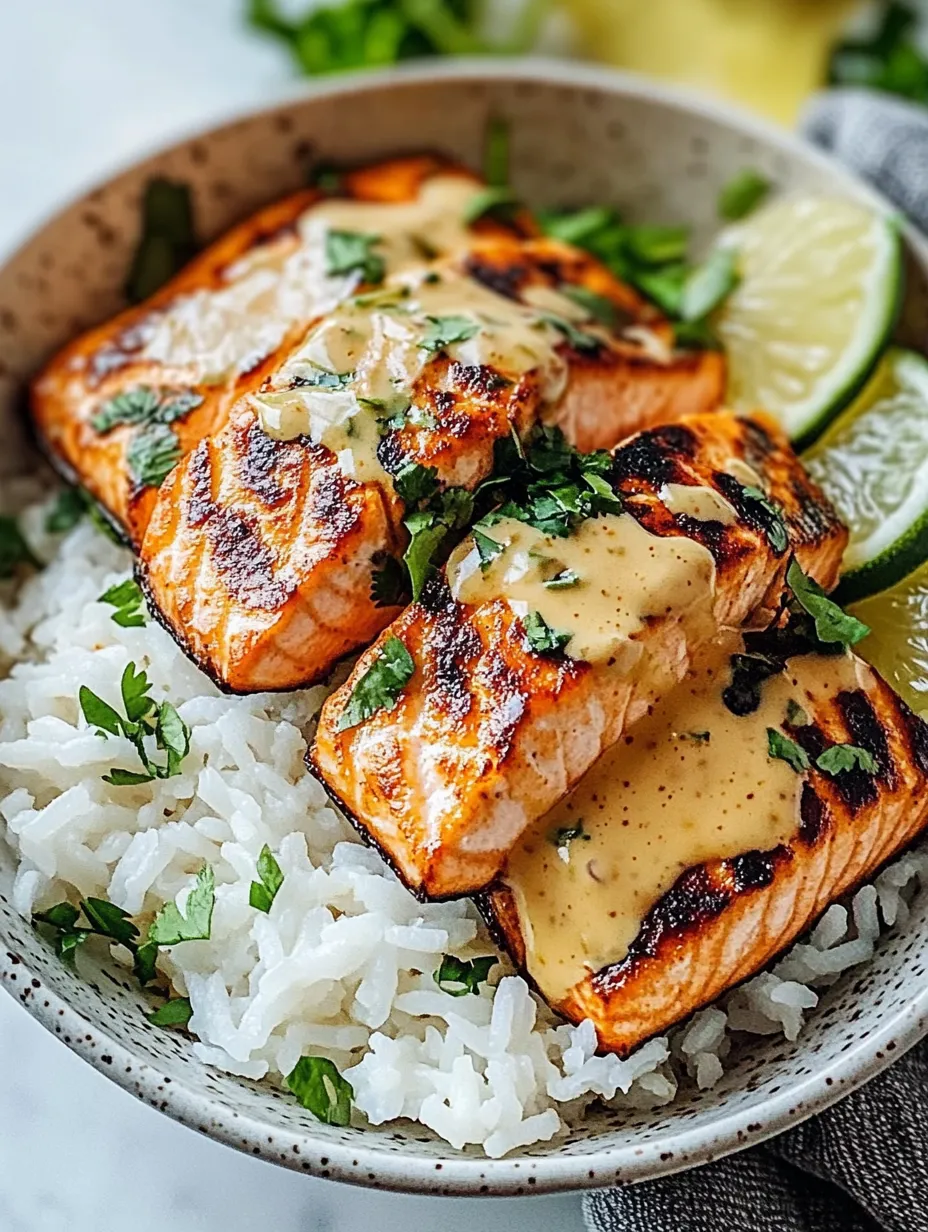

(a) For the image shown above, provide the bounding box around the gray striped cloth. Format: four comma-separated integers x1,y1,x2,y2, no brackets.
584,88,928,1232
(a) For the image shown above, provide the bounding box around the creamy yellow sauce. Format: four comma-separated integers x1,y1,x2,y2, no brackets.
566,0,858,124
659,482,737,524
141,174,494,385
503,642,871,1003
446,509,717,665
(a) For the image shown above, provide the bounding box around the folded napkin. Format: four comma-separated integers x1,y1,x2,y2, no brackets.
583,88,928,1232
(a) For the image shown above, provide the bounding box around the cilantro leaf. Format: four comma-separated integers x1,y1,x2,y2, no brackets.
325,229,385,284
121,661,156,724
739,485,789,553
402,512,449,601
559,284,623,329
34,902,82,932
538,312,601,353
92,387,161,433
148,865,215,946
786,698,809,726
718,169,771,221
722,652,784,716
767,728,811,774
828,2,928,104
816,744,878,776
126,178,197,304
81,897,140,948
544,568,579,589
0,515,40,579
134,941,160,985
99,578,147,628
681,247,740,322
786,560,870,647
370,554,408,607
126,423,183,491
462,185,518,226
473,527,504,571
79,685,125,737
249,845,285,914
148,997,193,1028
434,954,497,997
81,664,189,784
286,1056,353,1126
34,896,144,969
523,610,571,656
624,225,689,266
393,462,439,508
337,636,415,732
420,314,479,354
550,820,591,853
45,487,89,534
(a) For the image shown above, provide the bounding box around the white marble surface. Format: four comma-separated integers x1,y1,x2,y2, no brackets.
0,3,586,1227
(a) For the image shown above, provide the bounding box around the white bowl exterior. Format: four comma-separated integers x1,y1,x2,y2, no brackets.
3,61,928,1196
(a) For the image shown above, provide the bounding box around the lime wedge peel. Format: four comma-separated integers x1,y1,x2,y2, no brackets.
850,560,928,717
804,348,928,604
715,195,902,450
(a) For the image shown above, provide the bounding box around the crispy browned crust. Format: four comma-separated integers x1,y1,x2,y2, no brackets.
486,666,928,1054
310,412,848,900
29,156,499,544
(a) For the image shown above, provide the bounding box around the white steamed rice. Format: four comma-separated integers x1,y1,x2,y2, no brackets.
1,485,925,1157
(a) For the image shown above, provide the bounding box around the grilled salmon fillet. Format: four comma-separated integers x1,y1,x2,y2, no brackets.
485,645,928,1054
30,156,520,543
310,412,848,899
138,239,724,694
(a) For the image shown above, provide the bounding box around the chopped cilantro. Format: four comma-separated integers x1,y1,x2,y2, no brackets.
786,699,809,727
148,865,215,946
680,247,740,322
99,578,147,628
473,527,504,571
34,895,147,969
722,652,784,716
435,954,496,997
126,178,197,304
79,661,190,784
767,728,811,774
324,229,385,284
148,997,193,1028
559,284,622,329
523,610,571,656
718,169,771,221
393,461,439,507
681,730,711,743
0,515,40,578
739,484,789,553
401,486,474,600
249,844,284,914
91,386,202,492
420,314,479,354
828,2,928,105
337,636,415,731
786,559,870,648
286,1056,353,1126
370,554,408,607
45,487,89,534
538,311,601,353
549,820,591,860
816,744,878,776
543,568,580,590
294,367,353,390
462,185,518,226
624,224,689,267
126,423,183,490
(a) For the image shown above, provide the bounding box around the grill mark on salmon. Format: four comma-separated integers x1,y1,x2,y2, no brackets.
310,412,848,900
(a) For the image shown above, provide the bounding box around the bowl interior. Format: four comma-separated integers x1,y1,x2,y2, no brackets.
3,63,928,1196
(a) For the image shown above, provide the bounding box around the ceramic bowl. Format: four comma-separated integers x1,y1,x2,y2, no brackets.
3,60,928,1198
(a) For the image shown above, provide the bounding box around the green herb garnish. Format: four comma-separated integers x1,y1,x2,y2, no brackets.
786,560,870,648
739,485,788,553
420,314,479,354
286,1056,353,1126
99,578,147,628
722,652,784,716
126,178,197,304
473,527,504,571
828,2,928,105
148,997,194,1028
393,461,439,507
680,730,711,743
462,185,519,226
434,954,496,997
249,845,284,914
370,554,408,607
0,515,39,578
401,485,474,600
92,386,202,434
79,662,190,784
549,820,591,856
624,224,689,266
126,424,182,490
816,744,878,776
324,229,385,284
558,285,621,329
718,169,771,221
45,487,89,534
767,728,811,774
786,699,809,727
538,312,601,353
337,636,415,731
681,247,740,322
523,610,571,656
148,865,215,946
34,895,154,977
543,568,580,590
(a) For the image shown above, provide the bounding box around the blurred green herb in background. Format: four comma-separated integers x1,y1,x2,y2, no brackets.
247,0,555,75
829,1,928,104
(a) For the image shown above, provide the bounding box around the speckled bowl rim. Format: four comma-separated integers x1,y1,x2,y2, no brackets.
4,57,928,1198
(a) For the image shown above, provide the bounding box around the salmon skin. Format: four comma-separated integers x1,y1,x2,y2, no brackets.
484,645,928,1055
137,237,724,694
310,412,848,900
30,156,516,544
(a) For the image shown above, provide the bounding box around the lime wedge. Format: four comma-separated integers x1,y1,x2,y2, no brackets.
804,349,928,603
850,561,928,716
715,196,901,448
